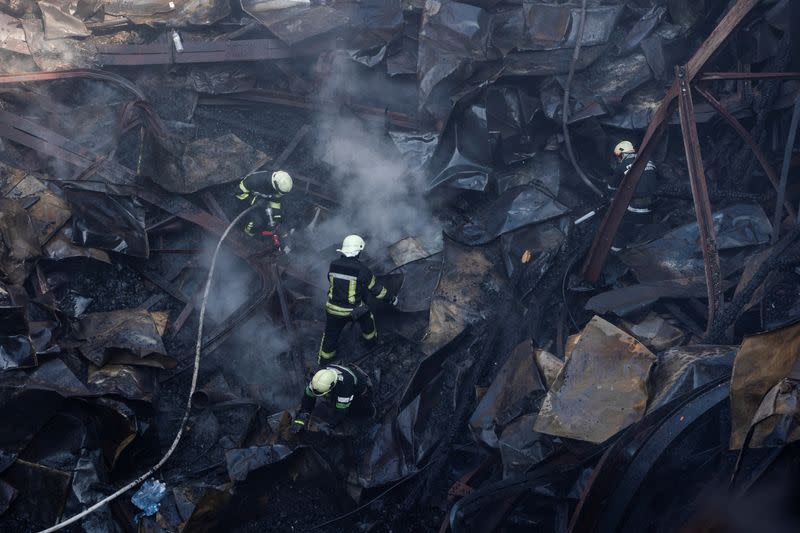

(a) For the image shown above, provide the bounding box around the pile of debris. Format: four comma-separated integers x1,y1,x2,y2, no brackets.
1,0,799,531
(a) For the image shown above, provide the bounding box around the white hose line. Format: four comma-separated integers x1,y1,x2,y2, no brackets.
38,205,257,533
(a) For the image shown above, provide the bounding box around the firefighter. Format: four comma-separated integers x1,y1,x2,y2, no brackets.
609,141,659,252
236,170,293,250
291,364,372,433
318,235,396,363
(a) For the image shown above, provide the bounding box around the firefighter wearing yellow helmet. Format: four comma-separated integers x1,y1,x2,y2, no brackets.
291,364,372,433
608,141,659,252
235,170,293,250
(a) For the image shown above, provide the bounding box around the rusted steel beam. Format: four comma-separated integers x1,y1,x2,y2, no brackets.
0,69,145,99
582,0,761,281
693,84,796,219
97,38,293,66
699,72,800,81
677,66,723,334
773,93,800,242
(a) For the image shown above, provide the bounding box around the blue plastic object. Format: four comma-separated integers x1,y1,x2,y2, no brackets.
131,479,166,522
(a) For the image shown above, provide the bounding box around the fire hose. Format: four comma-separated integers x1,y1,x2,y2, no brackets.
36,204,258,533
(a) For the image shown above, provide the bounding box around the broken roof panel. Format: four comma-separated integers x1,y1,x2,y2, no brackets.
241,1,350,45
534,316,656,444
621,204,772,283
469,339,546,448
75,309,168,367
0,306,37,371
447,185,569,246
521,3,624,51
63,183,149,258
37,2,90,40
104,0,231,26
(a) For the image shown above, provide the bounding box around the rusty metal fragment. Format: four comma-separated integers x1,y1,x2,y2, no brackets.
730,321,800,449
534,316,656,443
676,65,723,333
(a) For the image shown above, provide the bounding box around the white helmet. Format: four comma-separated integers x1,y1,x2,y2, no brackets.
613,141,635,158
337,235,365,257
271,170,293,193
310,368,338,396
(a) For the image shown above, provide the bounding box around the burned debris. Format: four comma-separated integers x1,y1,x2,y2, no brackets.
1,0,800,531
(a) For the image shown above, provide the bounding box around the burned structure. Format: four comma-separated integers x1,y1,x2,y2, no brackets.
1,0,800,531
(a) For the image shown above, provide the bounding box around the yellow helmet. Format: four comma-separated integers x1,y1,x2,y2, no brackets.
613,141,635,158
271,170,293,193
310,368,338,396
337,235,365,257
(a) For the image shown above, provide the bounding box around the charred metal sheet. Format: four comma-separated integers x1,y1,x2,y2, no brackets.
1,459,71,529
417,0,497,119
421,239,504,355
677,65,723,333
43,228,111,263
494,151,561,196
38,1,90,39
241,2,349,45
0,13,29,56
87,364,157,402
225,444,294,482
5,175,71,246
20,19,96,70
621,312,685,352
730,321,800,449
469,339,546,449
394,254,443,313
75,309,168,367
535,316,656,444
0,198,40,285
647,345,735,412
104,0,230,26
568,380,729,533
583,0,763,281
522,3,623,51
0,306,36,370
428,102,492,191
447,185,569,246
620,203,771,283
154,132,266,194
63,183,149,257
500,217,569,280
97,38,293,66
694,84,795,219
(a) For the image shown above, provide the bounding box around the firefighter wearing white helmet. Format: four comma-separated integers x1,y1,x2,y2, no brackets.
291,363,372,433
318,235,398,362
235,170,293,250
608,141,659,252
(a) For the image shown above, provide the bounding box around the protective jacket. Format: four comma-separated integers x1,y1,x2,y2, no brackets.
300,364,364,413
324,256,389,317
609,152,658,213
236,172,283,238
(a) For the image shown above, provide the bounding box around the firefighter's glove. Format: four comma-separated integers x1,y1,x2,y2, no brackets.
351,305,369,321
291,412,310,434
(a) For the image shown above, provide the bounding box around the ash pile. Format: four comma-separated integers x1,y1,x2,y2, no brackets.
1,0,800,531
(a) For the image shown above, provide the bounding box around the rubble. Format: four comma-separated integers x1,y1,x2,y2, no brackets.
0,0,799,531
